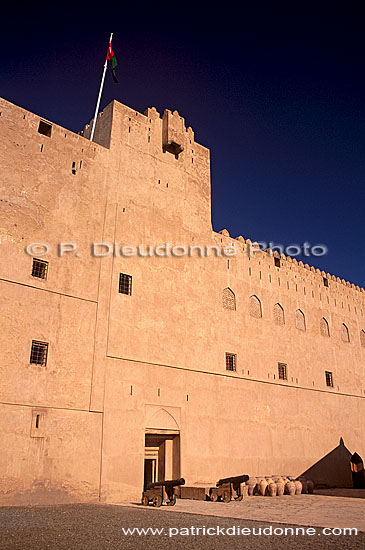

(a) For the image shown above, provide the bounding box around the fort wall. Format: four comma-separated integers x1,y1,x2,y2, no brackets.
0,96,364,504
102,358,360,501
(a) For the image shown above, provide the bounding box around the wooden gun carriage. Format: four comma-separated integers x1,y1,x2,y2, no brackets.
209,474,249,503
141,477,185,507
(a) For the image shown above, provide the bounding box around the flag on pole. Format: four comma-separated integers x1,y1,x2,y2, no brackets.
107,42,118,83
90,33,116,142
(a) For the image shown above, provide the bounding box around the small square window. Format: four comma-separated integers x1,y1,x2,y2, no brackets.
323,277,329,287
226,353,236,372
31,258,48,280
38,120,52,137
30,341,48,367
278,363,287,380
325,371,334,387
274,257,281,268
119,273,132,295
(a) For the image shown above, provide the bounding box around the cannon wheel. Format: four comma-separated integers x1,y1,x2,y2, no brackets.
222,491,231,503
141,495,149,506
236,495,243,501
210,491,218,502
167,495,177,506
152,495,162,507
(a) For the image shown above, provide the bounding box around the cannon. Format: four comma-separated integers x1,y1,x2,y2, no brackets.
209,474,249,503
141,478,185,507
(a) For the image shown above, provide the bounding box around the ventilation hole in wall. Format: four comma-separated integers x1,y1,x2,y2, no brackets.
247,370,250,375
249,267,252,276
227,260,230,270
304,287,306,295
148,136,150,142
296,378,298,383
130,385,133,396
79,160,82,169
40,144,43,152
273,374,276,379
135,112,138,116
335,299,337,306
35,414,40,429
72,161,77,175
157,388,160,396
158,179,160,184
312,291,314,298
128,117,131,121
296,284,298,291
166,183,168,188
192,158,194,163
81,148,84,153
122,208,126,212
269,275,272,283
128,127,131,133
65,133,67,138
287,282,290,289
186,394,189,401
278,277,280,286
23,114,26,119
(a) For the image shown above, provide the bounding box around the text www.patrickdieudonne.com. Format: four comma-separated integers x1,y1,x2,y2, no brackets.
121,525,358,537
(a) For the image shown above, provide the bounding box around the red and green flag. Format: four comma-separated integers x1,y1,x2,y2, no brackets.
107,42,118,83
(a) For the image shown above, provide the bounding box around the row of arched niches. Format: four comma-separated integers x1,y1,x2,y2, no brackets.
222,288,365,346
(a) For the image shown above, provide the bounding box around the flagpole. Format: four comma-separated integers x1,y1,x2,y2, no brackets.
90,32,113,142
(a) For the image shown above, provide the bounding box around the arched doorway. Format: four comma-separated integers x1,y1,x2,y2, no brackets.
350,452,365,488
144,407,181,489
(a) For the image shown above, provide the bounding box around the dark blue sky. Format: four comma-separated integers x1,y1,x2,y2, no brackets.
1,5,364,286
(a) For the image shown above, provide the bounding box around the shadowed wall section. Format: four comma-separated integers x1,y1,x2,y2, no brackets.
300,438,353,488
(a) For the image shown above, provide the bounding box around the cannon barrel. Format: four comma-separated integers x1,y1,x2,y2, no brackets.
146,477,185,490
217,475,249,486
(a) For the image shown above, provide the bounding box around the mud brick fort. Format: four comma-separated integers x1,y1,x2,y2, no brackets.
0,96,364,504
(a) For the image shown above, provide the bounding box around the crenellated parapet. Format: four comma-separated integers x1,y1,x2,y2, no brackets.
214,229,365,295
